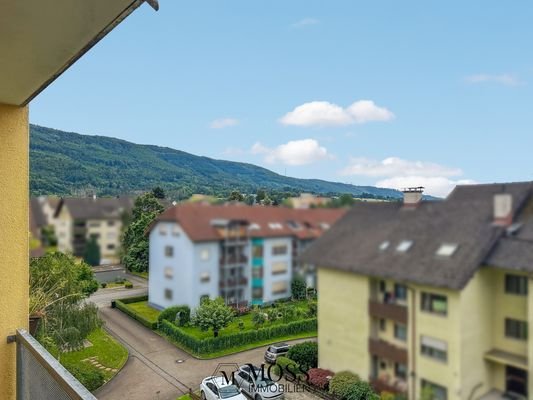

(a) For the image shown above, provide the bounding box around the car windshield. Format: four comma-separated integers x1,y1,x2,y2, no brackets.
219,385,241,399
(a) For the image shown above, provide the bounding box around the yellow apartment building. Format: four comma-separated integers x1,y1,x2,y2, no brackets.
301,183,533,400
0,1,156,398
54,197,133,264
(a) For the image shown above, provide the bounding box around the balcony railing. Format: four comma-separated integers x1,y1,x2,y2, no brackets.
368,337,408,364
368,300,408,324
219,277,248,288
220,254,248,265
16,329,96,400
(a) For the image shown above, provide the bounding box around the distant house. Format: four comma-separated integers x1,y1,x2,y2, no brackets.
301,182,533,400
147,203,345,310
29,198,47,258
53,196,133,264
289,193,331,209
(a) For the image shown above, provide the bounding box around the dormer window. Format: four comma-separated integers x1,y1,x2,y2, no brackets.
379,241,390,251
396,240,413,253
436,243,458,257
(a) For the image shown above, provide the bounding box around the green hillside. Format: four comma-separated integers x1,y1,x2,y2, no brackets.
29,124,401,199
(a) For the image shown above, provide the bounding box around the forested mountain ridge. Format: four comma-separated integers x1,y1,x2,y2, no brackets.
30,124,402,199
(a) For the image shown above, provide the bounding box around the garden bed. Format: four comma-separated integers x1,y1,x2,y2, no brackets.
115,295,160,329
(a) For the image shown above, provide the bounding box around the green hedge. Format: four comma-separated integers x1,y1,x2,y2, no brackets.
116,296,158,329
160,318,317,355
118,294,149,304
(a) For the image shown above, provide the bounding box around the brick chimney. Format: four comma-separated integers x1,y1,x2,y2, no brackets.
402,187,424,208
493,193,513,226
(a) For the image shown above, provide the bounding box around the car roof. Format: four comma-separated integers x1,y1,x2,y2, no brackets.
204,376,233,387
270,343,289,348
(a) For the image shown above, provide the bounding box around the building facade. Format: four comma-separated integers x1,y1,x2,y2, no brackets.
148,203,345,309
301,183,533,400
53,197,133,264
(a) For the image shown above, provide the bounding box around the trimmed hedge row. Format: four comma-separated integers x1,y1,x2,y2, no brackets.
159,318,317,355
115,296,158,330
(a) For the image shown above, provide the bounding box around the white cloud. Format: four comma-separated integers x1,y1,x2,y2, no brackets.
376,176,477,198
465,73,523,86
340,156,474,197
340,157,462,178
210,118,239,129
291,18,320,28
251,139,331,166
279,100,394,127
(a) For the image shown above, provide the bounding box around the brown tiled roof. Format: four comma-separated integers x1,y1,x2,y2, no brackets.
149,203,346,242
300,182,533,290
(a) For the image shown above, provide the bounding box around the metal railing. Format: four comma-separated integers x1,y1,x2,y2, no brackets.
16,329,97,400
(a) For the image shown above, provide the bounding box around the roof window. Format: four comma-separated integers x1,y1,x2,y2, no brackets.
396,240,413,253
435,243,458,257
379,241,390,251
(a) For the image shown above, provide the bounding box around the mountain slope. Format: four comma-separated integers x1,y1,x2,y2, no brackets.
30,124,402,199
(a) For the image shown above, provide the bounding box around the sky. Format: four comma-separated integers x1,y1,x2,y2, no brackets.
31,1,533,197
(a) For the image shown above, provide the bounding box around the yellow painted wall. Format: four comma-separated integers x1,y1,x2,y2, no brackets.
412,285,461,400
0,104,29,399
490,269,528,356
458,269,493,399
318,268,370,377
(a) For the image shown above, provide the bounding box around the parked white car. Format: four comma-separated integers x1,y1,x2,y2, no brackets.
234,365,284,400
200,376,247,400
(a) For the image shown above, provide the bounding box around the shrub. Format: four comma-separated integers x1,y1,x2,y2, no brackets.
119,295,149,304
308,368,334,390
100,282,107,288
286,341,318,370
343,381,379,400
124,281,133,289
252,309,267,327
379,392,395,400
271,356,299,377
291,278,307,300
159,318,317,356
238,319,245,330
329,371,360,398
67,363,105,391
158,305,191,326
307,301,317,317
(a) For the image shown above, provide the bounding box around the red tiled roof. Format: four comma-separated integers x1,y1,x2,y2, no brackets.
149,203,347,242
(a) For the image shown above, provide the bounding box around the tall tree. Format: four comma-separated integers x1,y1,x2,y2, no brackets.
228,190,244,202
83,235,100,266
122,192,164,272
152,186,166,199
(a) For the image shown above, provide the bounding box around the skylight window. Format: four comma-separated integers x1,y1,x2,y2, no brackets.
379,241,390,251
396,240,413,253
436,243,458,257
268,222,283,230
248,223,261,231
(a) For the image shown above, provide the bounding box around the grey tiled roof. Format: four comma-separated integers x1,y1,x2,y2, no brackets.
55,197,134,220
300,182,533,290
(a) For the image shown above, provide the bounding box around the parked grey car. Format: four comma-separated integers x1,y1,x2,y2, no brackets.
264,343,290,364
234,365,284,400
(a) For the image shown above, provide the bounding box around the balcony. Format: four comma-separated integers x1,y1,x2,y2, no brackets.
16,329,96,399
368,338,408,364
368,300,407,324
220,254,248,265
219,277,248,288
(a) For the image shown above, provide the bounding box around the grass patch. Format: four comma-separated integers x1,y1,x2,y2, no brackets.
126,301,160,324
176,394,192,400
60,328,128,384
105,280,132,289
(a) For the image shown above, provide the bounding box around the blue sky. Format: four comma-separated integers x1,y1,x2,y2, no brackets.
31,1,533,197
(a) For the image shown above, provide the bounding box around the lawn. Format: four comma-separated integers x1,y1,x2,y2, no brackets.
60,328,128,386
126,300,161,324
130,271,149,279
177,300,308,339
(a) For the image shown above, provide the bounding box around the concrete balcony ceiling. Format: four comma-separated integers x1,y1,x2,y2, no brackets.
0,0,158,106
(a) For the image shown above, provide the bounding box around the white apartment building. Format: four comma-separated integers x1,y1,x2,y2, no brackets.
148,203,345,309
